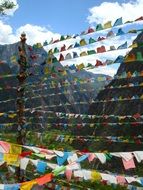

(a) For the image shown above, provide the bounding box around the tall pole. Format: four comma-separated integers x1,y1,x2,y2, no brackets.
16,32,28,181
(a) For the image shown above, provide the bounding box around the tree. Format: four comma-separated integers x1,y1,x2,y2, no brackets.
0,0,16,15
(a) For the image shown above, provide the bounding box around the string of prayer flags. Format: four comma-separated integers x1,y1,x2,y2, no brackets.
1,72,143,95
44,27,142,57
39,51,143,77
0,82,143,105
46,41,130,64
43,16,143,47
16,120,143,128
0,172,142,190
1,141,143,188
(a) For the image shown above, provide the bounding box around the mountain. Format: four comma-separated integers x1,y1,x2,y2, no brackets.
87,31,143,152
0,41,108,131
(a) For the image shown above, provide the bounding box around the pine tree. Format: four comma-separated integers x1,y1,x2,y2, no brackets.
0,0,15,15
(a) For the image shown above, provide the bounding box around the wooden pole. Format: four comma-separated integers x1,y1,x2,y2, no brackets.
16,32,28,182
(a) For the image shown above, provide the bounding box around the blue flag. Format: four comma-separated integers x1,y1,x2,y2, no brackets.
77,154,88,163
113,17,122,26
4,184,20,190
37,161,47,173
117,41,127,49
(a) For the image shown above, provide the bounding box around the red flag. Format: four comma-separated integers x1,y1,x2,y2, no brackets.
37,173,53,185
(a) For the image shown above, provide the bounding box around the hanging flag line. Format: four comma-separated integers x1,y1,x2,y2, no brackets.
42,17,143,48
0,72,143,105
0,86,95,104
0,121,143,130
0,69,143,95
23,74,143,91
47,111,143,120
0,45,129,79
2,54,143,93
1,130,143,145
1,42,143,82
24,112,142,122
45,28,142,56
24,84,142,99
45,33,135,60
0,139,143,189
3,129,143,141
44,37,143,66
50,178,143,190
63,52,143,72
0,92,143,106
53,179,143,190
25,116,143,125
24,101,142,118
0,52,142,85
45,46,131,65
1,77,142,104
1,111,142,121
0,49,127,79
1,140,143,174
25,131,143,145
0,109,142,121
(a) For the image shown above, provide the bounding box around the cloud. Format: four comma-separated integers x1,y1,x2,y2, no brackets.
0,20,17,44
0,0,19,16
0,21,60,45
87,0,143,24
16,24,60,45
86,63,120,77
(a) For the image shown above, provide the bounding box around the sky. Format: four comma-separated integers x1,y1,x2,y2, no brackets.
0,0,143,76
6,0,129,35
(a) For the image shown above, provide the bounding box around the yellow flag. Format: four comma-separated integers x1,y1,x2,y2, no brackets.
4,154,19,166
77,63,85,70
37,43,42,48
129,43,138,48
44,67,50,74
80,51,88,57
69,138,73,144
104,21,112,29
80,39,87,46
10,55,17,63
64,135,70,142
47,57,52,64
0,113,4,117
48,49,53,55
10,144,22,155
62,70,67,76
119,96,122,100
125,54,136,62
97,77,104,81
8,113,17,119
20,180,37,190
91,171,101,181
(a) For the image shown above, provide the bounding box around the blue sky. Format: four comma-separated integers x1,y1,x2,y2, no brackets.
7,0,128,35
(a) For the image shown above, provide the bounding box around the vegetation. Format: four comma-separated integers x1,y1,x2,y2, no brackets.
0,0,16,15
